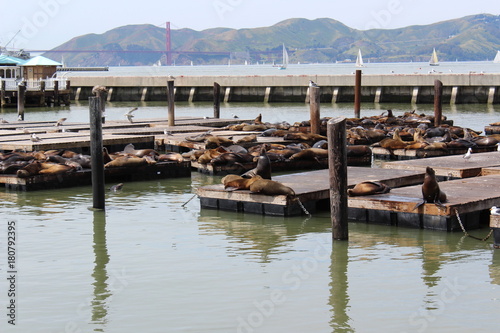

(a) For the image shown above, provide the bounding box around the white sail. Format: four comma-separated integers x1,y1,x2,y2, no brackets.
429,48,439,66
355,49,364,67
280,44,289,70
494,50,500,64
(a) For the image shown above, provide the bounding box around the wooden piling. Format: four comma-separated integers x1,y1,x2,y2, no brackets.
39,80,46,106
309,86,321,134
17,81,26,121
491,215,500,249
1,80,5,107
213,82,221,118
167,79,175,126
434,79,443,127
327,117,348,240
92,86,107,124
54,80,60,106
89,96,105,210
354,70,362,118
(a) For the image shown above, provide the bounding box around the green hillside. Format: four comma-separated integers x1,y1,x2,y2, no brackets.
43,14,500,66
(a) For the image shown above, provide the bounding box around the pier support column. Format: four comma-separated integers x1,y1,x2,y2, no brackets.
434,80,443,127
327,117,348,240
488,87,496,104
213,82,220,118
374,87,383,104
354,70,361,118
309,86,321,135
491,215,500,249
17,81,26,121
39,81,46,106
188,87,196,103
54,80,60,106
224,87,231,103
411,86,419,105
1,80,6,107
450,86,459,104
167,79,175,126
331,87,339,103
140,87,148,102
264,87,271,103
106,87,113,102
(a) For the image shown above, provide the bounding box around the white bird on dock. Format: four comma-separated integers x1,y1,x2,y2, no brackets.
124,107,138,123
497,143,500,152
30,133,42,142
490,206,500,215
164,129,172,136
17,115,23,121
22,128,30,134
231,113,239,119
309,80,318,87
0,118,8,124
463,147,472,162
55,117,67,126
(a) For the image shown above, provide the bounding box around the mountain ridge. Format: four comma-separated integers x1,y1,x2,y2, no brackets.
43,14,500,66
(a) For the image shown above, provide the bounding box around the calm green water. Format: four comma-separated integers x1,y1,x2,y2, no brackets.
1,102,500,332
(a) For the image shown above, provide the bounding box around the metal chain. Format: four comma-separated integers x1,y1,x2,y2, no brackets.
453,208,493,241
295,197,311,217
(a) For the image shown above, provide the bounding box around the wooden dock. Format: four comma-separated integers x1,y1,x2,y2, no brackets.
382,151,500,178
0,161,191,191
197,167,424,216
372,146,497,160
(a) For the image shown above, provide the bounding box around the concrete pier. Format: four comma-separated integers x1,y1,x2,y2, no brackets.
68,73,500,104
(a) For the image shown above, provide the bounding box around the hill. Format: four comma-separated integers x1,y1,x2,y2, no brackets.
43,14,500,66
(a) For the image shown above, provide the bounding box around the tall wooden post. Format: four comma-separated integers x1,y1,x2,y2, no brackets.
167,79,175,126
89,96,105,210
39,80,46,107
354,70,362,118
327,117,348,240
92,86,107,124
309,86,321,134
17,81,26,121
1,80,5,107
54,80,60,106
434,79,443,127
213,82,221,119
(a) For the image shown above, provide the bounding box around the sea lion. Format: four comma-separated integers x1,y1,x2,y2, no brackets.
242,124,267,131
185,130,213,142
17,161,43,178
104,156,148,168
38,163,75,175
413,166,447,210
283,132,327,142
289,148,328,161
224,175,263,191
123,143,158,157
236,134,257,144
205,136,234,149
221,174,244,187
103,147,113,164
249,179,296,197
157,152,184,162
210,152,253,166
241,145,272,179
347,145,372,157
347,181,391,196
109,183,124,191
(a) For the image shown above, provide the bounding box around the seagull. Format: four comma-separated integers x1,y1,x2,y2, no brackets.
22,128,30,134
55,117,67,126
491,206,500,216
124,107,138,123
309,80,318,87
231,113,239,119
463,147,472,162
30,133,42,142
164,129,172,136
497,143,500,152
0,118,8,124
167,75,175,81
17,115,23,121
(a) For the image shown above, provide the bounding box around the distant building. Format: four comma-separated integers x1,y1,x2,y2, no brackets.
0,55,25,79
21,56,62,80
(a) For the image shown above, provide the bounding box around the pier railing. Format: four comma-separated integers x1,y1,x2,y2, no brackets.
1,78,68,91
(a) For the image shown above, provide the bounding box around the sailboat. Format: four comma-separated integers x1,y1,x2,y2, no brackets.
279,44,289,70
355,49,364,67
429,48,439,66
493,50,500,64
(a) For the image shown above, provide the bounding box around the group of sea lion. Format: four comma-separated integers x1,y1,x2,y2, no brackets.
0,143,186,178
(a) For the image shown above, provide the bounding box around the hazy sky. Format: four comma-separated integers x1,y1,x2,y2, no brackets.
1,0,499,51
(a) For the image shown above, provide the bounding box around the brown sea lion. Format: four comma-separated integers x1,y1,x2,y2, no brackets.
377,128,408,149
241,145,272,180
17,161,43,178
347,181,391,196
289,148,328,161
347,145,372,157
413,166,447,210
38,163,75,175
249,179,296,197
221,174,244,187
157,152,184,162
283,132,327,142
185,130,213,142
103,147,113,164
205,136,234,149
210,152,253,166
104,156,148,168
224,175,263,191
123,143,158,157
236,134,257,144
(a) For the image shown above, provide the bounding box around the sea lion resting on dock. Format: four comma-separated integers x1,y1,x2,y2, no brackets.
104,156,155,168
413,166,447,210
347,181,391,196
241,145,272,180
249,179,296,197
223,175,263,191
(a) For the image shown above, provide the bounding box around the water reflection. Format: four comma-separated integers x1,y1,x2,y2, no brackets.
329,241,353,332
91,210,110,331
